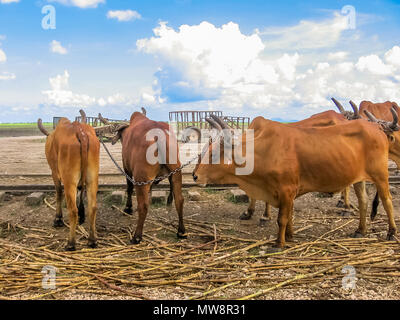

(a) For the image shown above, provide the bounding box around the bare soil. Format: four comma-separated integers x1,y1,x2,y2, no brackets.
0,136,399,300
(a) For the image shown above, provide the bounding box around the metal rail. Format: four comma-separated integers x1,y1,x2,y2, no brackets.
0,183,238,193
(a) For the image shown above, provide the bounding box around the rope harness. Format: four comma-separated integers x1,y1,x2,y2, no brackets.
99,135,203,186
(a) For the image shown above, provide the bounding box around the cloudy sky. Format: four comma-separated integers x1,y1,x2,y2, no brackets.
0,0,399,122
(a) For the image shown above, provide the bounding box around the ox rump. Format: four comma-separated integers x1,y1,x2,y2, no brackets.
37,110,100,251
98,109,187,245
193,113,399,249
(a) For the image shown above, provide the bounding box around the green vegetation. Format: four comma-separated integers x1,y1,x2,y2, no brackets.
0,122,53,138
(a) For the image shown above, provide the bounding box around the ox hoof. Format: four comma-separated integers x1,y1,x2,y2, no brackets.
339,210,352,217
259,217,270,227
267,246,283,253
65,243,76,251
386,233,397,241
239,212,252,220
123,207,133,215
88,240,98,248
352,231,365,238
53,219,64,228
177,232,188,239
130,236,142,245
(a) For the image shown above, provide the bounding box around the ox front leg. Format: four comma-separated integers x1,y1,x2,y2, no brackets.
273,194,295,250
353,181,368,238
240,198,256,220
53,179,64,228
131,184,151,244
171,172,187,239
374,180,398,241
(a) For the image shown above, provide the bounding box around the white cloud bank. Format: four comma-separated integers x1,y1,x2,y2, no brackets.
50,40,68,55
42,70,160,108
0,48,6,63
0,72,15,80
48,0,104,9
136,19,400,119
107,10,141,22
0,0,19,4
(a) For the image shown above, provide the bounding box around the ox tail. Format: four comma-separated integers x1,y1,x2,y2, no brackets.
37,119,49,136
76,126,89,225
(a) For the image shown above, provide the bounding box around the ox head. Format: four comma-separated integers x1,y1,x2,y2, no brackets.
364,108,400,167
331,98,361,120
192,115,236,184
94,114,129,145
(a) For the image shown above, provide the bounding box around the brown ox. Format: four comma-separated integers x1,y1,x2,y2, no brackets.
37,111,100,251
193,114,398,249
243,102,359,223
357,101,400,220
101,111,186,244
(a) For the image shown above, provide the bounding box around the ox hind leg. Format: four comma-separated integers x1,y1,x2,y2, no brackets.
170,172,186,239
64,183,79,251
123,176,134,215
337,187,355,209
259,202,272,226
167,175,174,206
373,180,397,240
52,175,64,228
371,191,380,221
77,186,85,225
131,184,151,244
86,168,98,248
352,181,368,237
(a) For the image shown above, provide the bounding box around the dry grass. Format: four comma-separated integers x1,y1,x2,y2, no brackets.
1,205,399,300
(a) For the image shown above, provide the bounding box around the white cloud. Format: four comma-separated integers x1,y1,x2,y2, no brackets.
328,51,349,61
0,0,19,3
0,48,6,63
356,54,392,75
107,10,141,22
137,20,400,119
260,13,349,50
385,46,400,68
0,72,15,80
48,0,105,9
42,70,155,108
50,40,68,55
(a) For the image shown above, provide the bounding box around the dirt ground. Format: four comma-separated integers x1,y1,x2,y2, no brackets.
0,136,399,300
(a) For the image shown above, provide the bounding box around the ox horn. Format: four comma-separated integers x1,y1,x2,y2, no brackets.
205,117,222,131
37,119,49,136
79,109,87,123
210,114,231,131
363,110,379,122
390,107,399,130
98,113,110,125
331,98,346,114
141,107,147,116
349,101,359,118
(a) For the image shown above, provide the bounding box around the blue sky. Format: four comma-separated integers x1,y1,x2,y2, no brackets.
0,0,399,122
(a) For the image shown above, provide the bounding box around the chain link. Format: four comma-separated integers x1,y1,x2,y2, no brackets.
100,135,200,186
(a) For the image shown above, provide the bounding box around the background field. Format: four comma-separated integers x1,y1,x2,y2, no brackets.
0,123,53,138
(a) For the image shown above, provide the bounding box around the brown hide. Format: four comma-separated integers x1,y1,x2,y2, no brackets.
40,118,99,250
118,112,186,244
194,118,397,248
